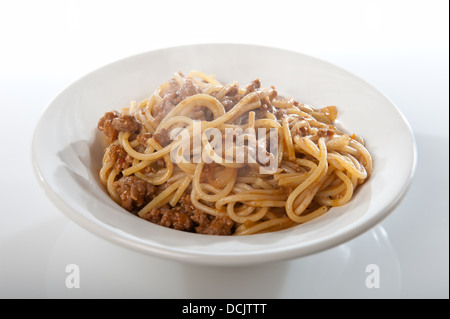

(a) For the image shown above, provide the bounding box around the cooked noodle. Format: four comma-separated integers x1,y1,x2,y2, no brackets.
97,71,372,235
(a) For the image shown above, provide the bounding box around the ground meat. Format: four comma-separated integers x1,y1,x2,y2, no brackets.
298,126,309,136
114,176,157,211
154,94,178,124
268,86,278,100
256,88,279,119
317,128,334,138
106,144,134,172
98,111,119,131
177,78,200,100
155,158,166,169
98,112,141,143
274,108,287,120
255,98,273,119
195,215,235,235
153,128,171,147
220,83,243,112
136,132,152,147
179,194,210,225
226,84,239,97
230,80,265,121
143,206,194,231
245,79,261,94
242,83,279,120
179,194,235,235
153,76,202,124
98,111,120,143
221,100,234,111
189,105,213,121
221,93,244,112
111,114,141,133
140,194,235,235
132,133,153,153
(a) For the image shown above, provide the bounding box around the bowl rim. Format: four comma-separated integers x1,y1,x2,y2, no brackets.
31,43,417,266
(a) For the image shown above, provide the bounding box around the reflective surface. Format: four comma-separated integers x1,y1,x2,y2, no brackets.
0,0,448,298
1,61,448,299
31,44,416,265
1,215,402,298
2,151,448,298
0,76,449,298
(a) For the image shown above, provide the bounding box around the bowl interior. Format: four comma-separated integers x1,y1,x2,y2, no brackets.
32,44,416,265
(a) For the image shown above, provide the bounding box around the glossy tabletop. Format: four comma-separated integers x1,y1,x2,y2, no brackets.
0,0,448,298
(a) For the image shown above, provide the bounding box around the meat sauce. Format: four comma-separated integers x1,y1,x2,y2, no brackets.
98,74,290,235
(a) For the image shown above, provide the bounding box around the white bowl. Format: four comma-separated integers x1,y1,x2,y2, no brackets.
32,44,416,266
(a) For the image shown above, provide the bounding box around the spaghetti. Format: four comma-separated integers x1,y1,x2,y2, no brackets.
97,71,372,235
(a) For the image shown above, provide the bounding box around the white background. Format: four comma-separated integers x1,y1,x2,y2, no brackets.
0,0,448,298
